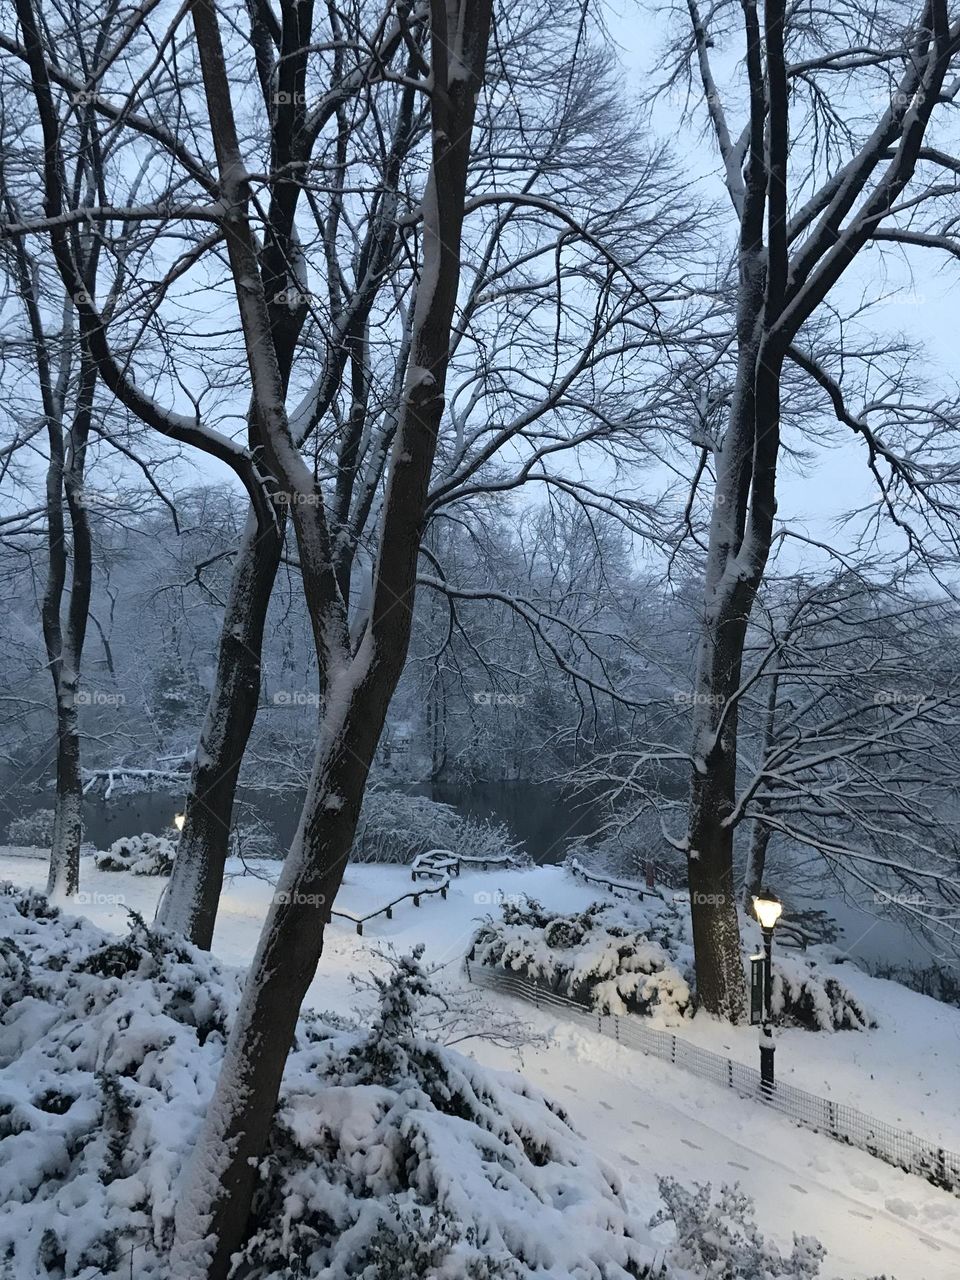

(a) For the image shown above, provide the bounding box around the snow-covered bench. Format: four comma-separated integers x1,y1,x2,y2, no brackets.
411,849,461,880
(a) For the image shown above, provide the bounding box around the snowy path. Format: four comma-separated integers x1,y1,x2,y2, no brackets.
470,1011,960,1280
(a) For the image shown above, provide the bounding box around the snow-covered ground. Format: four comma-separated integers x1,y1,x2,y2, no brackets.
3,848,960,1278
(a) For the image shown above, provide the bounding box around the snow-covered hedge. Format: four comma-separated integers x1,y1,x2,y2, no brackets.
471,897,694,1024
475,895,872,1032
353,788,529,866
4,809,56,849
0,885,657,1279
771,956,876,1032
94,833,176,876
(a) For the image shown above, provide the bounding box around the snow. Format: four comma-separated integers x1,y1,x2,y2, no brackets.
3,853,960,1277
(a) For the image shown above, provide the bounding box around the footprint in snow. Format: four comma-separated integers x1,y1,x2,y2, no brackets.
631,1120,649,1130
848,1210,873,1221
727,1161,749,1171
885,1197,918,1219
789,1184,808,1195
680,1139,702,1150
620,1155,641,1167
597,1100,614,1111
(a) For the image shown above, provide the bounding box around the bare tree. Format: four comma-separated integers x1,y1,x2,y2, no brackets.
6,0,494,1270
652,0,960,1018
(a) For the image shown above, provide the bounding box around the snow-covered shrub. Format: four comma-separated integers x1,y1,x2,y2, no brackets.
652,1178,827,1279
352,787,528,865
771,957,875,1032
0,885,659,1279
471,897,694,1023
4,809,56,849
95,832,175,875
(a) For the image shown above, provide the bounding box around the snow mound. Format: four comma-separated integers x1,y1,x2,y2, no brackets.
0,886,658,1279
470,897,694,1024
771,956,876,1032
94,833,175,876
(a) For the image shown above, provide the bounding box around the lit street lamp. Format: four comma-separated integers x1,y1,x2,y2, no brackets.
174,813,186,832
752,888,783,1096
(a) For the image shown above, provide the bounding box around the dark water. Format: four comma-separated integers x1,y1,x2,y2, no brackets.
3,778,597,864
416,780,604,863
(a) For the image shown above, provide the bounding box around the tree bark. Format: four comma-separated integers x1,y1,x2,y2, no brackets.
155,508,285,945
170,0,491,1271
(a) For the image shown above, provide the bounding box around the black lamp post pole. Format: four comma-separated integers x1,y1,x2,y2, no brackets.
760,923,775,1095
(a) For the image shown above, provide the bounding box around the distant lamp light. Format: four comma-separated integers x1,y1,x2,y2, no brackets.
751,887,782,1097
174,813,186,832
752,889,783,932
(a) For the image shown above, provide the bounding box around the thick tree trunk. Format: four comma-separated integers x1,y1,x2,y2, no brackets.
686,598,752,1022
171,0,491,1268
171,685,389,1279
46,697,82,897
155,509,285,945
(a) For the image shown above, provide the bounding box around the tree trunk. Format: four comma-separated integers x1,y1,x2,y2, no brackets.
170,684,389,1278
686,599,752,1022
171,0,491,1267
155,509,285,946
46,696,82,897
742,815,771,912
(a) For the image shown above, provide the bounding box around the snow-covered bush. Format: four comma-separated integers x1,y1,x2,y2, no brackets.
651,1178,888,1280
0,885,659,1279
471,897,694,1023
771,956,875,1032
352,788,528,865
4,809,56,848
95,832,175,876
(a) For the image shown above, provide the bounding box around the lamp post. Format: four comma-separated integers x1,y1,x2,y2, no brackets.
174,813,186,832
752,888,783,1097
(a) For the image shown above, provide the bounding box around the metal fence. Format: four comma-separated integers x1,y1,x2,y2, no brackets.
464,959,960,1198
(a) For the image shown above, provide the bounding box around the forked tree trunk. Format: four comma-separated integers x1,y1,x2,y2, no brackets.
171,0,492,1271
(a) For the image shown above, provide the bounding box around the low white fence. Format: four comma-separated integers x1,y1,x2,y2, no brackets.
464,959,960,1198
